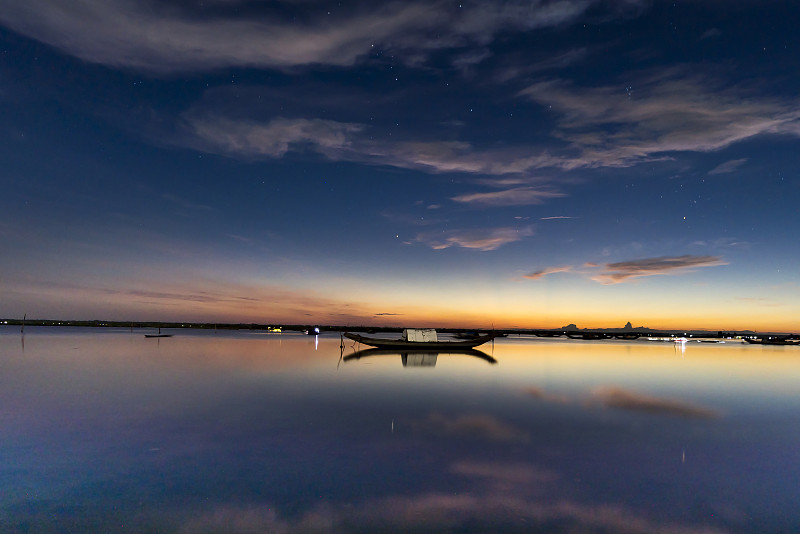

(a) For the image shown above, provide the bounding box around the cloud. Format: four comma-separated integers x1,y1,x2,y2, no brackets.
591,387,719,419
590,255,727,284
188,116,363,158
180,67,800,179
0,0,612,73
523,265,573,279
417,226,533,251
699,28,722,41
519,70,800,168
451,186,566,206
183,113,567,177
708,158,747,175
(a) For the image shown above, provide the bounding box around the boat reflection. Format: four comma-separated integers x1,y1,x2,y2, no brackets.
344,347,497,366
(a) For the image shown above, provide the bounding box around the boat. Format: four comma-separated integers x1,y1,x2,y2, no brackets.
744,337,799,346
344,329,496,350
145,327,173,338
344,347,497,365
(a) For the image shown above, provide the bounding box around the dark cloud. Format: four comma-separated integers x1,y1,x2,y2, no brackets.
523,265,573,280
591,255,727,284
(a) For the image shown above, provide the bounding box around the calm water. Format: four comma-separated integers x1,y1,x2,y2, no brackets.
2,327,799,533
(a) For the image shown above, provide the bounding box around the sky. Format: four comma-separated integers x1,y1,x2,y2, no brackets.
0,0,798,331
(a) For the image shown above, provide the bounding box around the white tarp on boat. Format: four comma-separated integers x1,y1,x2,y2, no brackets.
402,353,438,367
402,329,438,342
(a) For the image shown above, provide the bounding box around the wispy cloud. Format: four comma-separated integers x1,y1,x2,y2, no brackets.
184,112,583,179
519,70,800,168
708,158,747,175
189,116,364,158
523,266,573,279
0,0,610,73
451,186,566,206
590,255,727,284
180,65,800,180
417,226,533,251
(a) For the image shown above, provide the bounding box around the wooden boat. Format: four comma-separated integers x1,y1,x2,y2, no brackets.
744,337,799,346
344,330,496,350
145,328,173,338
344,347,497,364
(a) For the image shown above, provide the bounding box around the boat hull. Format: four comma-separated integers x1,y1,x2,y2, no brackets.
344,347,497,364
344,332,495,349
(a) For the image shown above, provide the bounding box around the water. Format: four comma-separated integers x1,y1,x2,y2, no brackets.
2,327,799,533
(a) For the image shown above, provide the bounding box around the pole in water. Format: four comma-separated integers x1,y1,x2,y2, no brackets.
21,313,26,335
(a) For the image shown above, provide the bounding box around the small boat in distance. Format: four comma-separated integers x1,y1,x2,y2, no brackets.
344,329,496,350
145,327,173,338
744,337,799,346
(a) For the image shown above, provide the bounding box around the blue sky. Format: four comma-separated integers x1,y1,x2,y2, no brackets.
1,0,799,329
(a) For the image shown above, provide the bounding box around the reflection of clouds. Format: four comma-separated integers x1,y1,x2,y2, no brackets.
178,504,289,534
451,460,558,489
523,386,719,419
417,412,529,442
178,491,730,534
523,385,572,404
591,387,720,419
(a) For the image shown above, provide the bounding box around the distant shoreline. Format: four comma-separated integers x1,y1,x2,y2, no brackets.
2,318,797,338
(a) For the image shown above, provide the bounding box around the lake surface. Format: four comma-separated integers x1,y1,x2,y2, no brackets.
2,327,799,533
